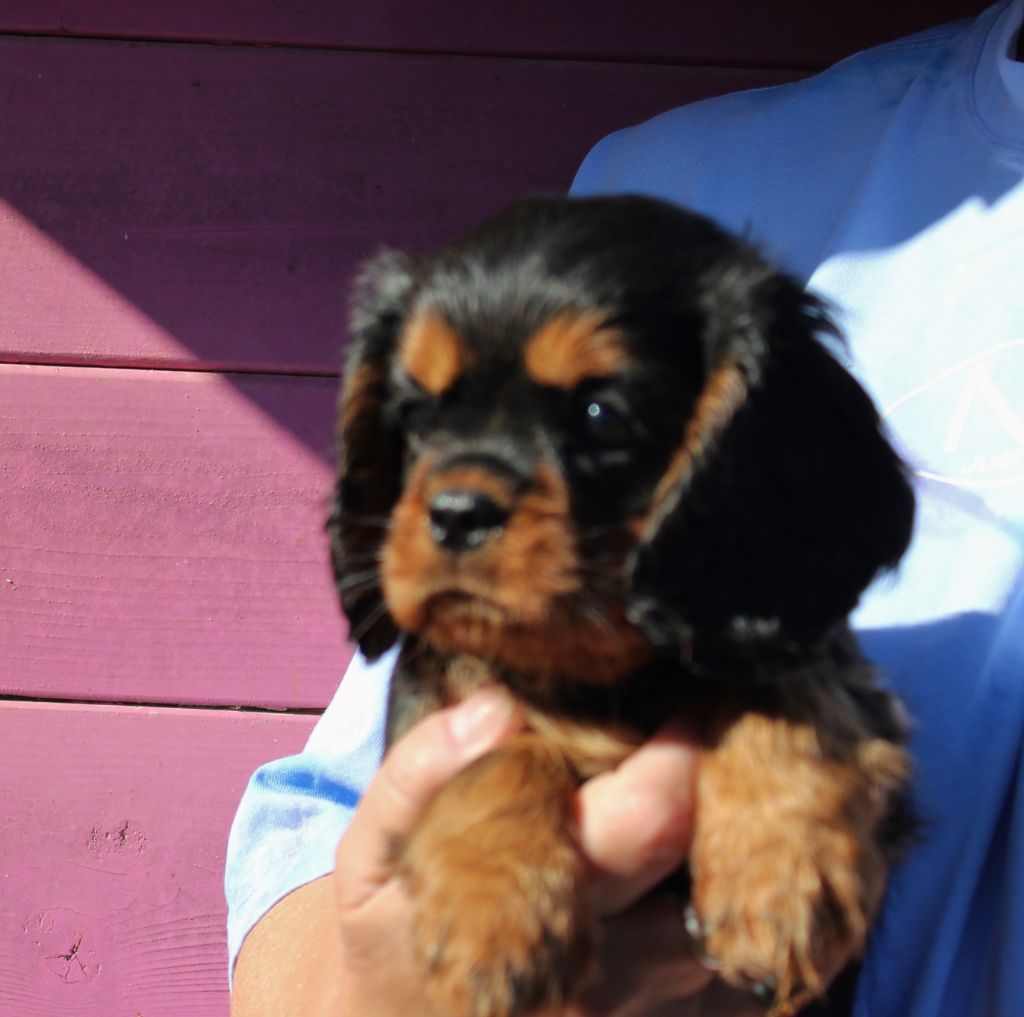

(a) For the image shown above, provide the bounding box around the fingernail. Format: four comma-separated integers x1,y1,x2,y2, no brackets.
448,687,517,751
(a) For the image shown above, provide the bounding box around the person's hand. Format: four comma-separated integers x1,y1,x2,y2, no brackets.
333,687,525,1015
332,687,761,1016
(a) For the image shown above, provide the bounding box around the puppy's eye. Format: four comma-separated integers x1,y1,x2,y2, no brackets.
390,369,435,436
398,396,432,434
582,399,633,445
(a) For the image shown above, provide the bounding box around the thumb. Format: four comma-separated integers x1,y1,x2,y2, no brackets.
335,687,522,912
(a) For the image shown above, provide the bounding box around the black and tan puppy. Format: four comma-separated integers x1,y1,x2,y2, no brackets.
328,196,916,1017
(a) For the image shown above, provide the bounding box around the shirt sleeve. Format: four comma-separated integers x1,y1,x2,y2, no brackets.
224,647,397,979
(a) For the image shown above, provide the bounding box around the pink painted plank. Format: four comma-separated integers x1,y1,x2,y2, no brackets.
0,35,796,373
0,0,984,69
0,701,317,1017
0,363,350,708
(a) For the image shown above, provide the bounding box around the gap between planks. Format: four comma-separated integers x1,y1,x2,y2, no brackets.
0,693,327,715
0,353,341,379
0,28,829,74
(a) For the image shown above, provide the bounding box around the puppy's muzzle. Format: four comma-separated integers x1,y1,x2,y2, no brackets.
429,488,510,553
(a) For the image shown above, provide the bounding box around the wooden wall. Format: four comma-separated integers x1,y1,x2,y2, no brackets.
0,2,982,1014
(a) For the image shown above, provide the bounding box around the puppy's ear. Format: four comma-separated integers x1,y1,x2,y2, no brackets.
628,265,915,652
328,250,417,659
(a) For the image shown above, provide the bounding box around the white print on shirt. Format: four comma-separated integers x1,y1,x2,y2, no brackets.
883,339,1024,492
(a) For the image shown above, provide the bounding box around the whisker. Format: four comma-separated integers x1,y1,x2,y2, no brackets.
579,598,618,642
334,569,382,594
575,562,627,590
336,550,384,566
349,600,392,644
329,510,393,529
577,521,637,540
576,544,626,560
576,558,625,575
576,576,625,596
398,639,429,670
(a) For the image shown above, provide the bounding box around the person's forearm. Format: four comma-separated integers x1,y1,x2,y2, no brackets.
231,876,342,1017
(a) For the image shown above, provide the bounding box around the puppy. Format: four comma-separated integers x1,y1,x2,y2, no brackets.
328,196,916,1017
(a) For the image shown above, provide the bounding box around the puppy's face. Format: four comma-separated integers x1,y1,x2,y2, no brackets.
378,304,689,681
331,197,915,680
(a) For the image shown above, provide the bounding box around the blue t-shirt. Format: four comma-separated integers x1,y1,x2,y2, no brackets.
227,4,1024,1013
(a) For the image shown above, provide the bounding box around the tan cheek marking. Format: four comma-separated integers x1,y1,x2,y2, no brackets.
398,310,471,395
646,361,749,527
389,456,653,681
381,453,440,629
499,462,580,604
524,312,630,389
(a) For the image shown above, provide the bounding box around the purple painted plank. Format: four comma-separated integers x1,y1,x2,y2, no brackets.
0,35,796,373
0,0,985,68
0,701,316,1017
0,363,350,708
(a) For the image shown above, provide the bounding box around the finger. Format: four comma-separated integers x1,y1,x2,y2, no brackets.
579,717,700,915
336,687,522,911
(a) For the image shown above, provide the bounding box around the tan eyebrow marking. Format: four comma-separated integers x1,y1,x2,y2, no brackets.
524,312,630,389
397,310,471,395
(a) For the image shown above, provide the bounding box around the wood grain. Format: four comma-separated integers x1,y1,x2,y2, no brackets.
0,700,317,1017
0,363,349,708
0,0,984,68
0,8,983,1013
0,35,795,373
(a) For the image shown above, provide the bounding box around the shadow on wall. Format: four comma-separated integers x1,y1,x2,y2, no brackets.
0,33,788,390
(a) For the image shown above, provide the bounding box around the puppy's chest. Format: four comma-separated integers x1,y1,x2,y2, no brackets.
387,645,688,780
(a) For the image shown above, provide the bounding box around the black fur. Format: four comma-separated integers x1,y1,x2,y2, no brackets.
329,195,915,667
328,195,919,1015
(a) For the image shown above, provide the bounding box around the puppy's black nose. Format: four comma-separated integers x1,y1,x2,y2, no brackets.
428,489,509,552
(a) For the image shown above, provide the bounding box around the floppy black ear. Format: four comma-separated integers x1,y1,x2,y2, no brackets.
628,267,915,653
327,250,417,659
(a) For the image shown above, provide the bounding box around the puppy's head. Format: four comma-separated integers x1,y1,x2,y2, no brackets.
329,196,914,680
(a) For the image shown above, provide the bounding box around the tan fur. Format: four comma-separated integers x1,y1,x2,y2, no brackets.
399,668,908,1013
524,710,642,781
524,312,629,389
337,203,917,1017
398,310,472,394
690,703,910,1006
433,656,643,779
382,460,650,683
378,383,907,1014
396,734,591,1017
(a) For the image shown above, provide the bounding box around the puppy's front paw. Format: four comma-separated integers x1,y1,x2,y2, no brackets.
397,740,591,1017
692,712,907,1010
690,816,883,1010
